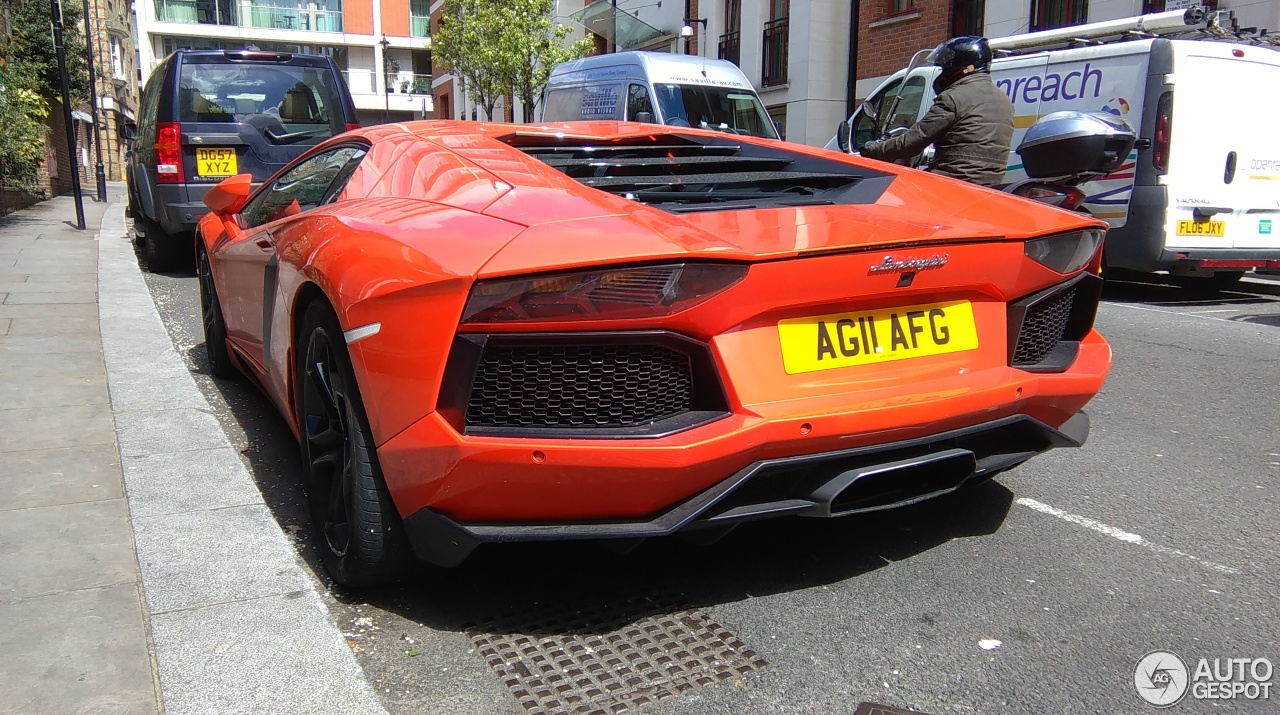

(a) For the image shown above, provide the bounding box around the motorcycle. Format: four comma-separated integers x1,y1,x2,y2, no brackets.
835,49,1137,212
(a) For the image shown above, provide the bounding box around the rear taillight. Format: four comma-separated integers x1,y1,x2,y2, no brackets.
155,121,183,184
1013,184,1087,210
1153,92,1173,172
460,263,747,324
345,123,360,132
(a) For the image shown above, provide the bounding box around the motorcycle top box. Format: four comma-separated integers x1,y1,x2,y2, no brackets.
1017,111,1137,179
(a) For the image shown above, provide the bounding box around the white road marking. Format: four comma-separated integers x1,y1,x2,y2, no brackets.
1015,497,1241,576
1101,301,1244,324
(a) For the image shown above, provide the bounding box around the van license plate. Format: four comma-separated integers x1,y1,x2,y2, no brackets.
196,148,237,177
777,300,979,374
1177,220,1226,237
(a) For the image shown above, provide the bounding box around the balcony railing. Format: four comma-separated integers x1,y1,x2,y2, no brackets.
718,30,740,67
342,68,375,94
411,15,430,37
388,73,433,95
246,5,343,31
761,17,789,87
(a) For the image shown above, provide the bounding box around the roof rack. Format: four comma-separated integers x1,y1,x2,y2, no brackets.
990,7,1207,53
990,7,1280,54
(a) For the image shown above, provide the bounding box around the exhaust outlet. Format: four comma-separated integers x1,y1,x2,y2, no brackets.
803,448,978,518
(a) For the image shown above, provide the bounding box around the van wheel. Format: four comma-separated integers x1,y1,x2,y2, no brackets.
296,300,411,588
142,217,192,273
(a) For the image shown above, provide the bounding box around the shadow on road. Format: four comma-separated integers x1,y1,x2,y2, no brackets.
1101,270,1280,307
184,318,1017,633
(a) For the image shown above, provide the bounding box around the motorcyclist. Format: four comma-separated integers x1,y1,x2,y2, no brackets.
861,36,1014,187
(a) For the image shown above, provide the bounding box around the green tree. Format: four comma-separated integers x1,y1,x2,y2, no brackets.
500,0,593,122
0,63,51,192
1,0,91,101
433,0,592,122
432,0,508,120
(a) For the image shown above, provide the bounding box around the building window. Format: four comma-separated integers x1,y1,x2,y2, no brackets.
111,37,126,79
761,0,789,87
411,0,430,38
719,0,741,66
1030,0,1087,32
952,0,984,35
891,0,915,13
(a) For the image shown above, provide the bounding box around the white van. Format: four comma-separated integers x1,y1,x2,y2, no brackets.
828,10,1280,282
542,51,780,140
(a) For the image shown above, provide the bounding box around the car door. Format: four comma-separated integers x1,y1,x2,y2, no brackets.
217,144,367,372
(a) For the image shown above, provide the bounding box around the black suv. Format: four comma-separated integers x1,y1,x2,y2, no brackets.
126,50,359,271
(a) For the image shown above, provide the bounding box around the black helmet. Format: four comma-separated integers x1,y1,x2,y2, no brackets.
927,36,993,90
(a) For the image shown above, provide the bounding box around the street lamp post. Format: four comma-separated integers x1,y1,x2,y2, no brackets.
380,36,391,123
51,0,86,230
82,0,107,203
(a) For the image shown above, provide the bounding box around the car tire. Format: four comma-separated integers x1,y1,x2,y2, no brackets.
196,241,234,378
141,216,192,273
296,300,411,588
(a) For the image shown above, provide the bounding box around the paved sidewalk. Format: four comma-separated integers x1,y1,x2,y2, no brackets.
0,190,161,714
1,190,386,714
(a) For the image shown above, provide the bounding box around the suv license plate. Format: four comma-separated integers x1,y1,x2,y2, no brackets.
196,148,237,177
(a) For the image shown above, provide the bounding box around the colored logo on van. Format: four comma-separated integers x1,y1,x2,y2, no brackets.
1101,97,1130,116
1261,219,1273,235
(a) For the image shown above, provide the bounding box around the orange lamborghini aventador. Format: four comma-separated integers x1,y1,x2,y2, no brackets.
195,121,1111,587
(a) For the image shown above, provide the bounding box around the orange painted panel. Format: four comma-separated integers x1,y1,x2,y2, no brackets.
344,0,373,35
380,0,410,37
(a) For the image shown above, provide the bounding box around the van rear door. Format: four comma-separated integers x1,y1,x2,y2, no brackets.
1166,43,1280,250
177,53,354,189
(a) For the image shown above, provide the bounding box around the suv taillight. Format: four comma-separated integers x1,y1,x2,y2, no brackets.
1153,92,1172,172
345,123,360,132
155,122,183,184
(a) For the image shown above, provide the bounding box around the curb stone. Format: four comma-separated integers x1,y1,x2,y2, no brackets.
97,204,388,714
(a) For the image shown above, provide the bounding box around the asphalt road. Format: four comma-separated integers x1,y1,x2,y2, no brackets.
139,244,1280,715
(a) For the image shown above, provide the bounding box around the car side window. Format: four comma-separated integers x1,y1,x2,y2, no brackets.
885,75,928,132
853,78,900,150
241,145,366,228
627,83,654,122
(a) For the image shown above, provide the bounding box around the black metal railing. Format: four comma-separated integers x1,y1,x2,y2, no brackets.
761,17,789,87
718,30,741,66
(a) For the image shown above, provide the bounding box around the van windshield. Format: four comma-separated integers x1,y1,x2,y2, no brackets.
653,84,778,139
178,61,346,141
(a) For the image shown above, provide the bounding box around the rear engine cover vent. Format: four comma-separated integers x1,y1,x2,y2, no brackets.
498,131,895,213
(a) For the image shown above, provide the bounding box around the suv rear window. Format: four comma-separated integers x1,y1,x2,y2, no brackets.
178,61,346,140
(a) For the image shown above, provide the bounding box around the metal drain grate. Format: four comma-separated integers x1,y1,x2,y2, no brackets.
465,593,767,714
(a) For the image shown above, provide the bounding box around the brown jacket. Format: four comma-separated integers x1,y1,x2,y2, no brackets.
862,72,1015,186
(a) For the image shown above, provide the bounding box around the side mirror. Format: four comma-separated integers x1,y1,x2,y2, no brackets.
836,120,852,153
203,173,253,216
119,122,138,143
859,100,877,123
634,111,655,124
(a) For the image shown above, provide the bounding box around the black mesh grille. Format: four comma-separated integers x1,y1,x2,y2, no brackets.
1012,288,1076,365
465,343,695,429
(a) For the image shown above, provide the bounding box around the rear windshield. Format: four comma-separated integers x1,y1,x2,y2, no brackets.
178,61,345,139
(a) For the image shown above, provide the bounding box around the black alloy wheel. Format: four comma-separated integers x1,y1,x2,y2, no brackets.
196,243,233,377
296,301,409,588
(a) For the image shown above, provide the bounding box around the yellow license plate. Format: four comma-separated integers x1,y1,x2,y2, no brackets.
196,147,237,177
778,300,979,374
1177,220,1225,237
